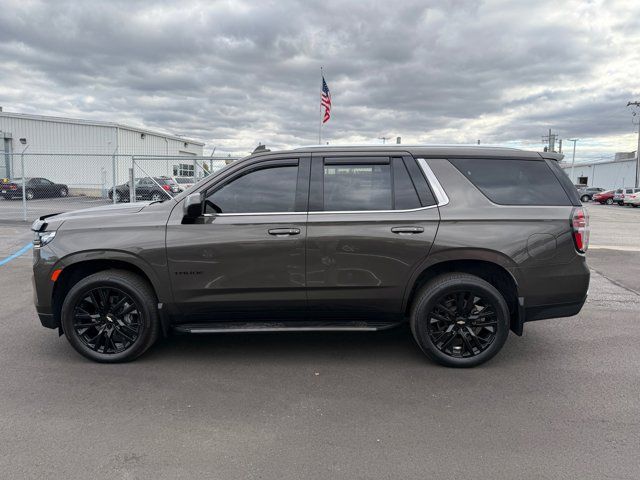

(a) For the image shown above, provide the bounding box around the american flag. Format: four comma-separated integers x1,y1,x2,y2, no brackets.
321,76,331,123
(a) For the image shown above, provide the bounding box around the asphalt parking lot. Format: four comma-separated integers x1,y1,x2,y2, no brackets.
0,203,639,479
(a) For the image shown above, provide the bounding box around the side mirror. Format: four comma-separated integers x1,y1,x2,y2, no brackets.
183,193,203,218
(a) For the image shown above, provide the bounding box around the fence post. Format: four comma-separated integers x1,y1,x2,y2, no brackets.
21,152,27,222
112,153,117,205
129,168,135,203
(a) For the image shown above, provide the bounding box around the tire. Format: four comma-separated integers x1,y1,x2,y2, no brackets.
60,270,160,363
580,195,590,202
606,198,613,205
150,192,162,202
26,189,34,200
410,273,510,368
59,187,68,197
114,190,123,203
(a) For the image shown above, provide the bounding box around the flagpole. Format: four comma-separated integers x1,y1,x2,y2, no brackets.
318,66,323,144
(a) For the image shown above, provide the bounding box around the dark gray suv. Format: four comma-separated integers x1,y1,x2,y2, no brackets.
32,146,590,367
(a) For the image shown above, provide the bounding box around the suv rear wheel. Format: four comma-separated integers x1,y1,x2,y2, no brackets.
60,270,160,363
410,273,510,368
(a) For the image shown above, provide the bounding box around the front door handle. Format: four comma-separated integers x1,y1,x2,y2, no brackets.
391,226,424,234
268,228,301,236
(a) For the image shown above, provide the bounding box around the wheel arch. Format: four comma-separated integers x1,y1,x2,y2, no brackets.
403,254,522,335
51,252,171,334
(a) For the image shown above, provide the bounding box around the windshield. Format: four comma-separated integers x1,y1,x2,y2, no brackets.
175,178,193,184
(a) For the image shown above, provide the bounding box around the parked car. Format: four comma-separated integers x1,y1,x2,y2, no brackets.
592,190,615,205
621,187,640,206
613,188,625,205
172,176,196,191
0,177,69,200
624,190,640,207
577,186,604,202
32,146,589,367
108,176,180,202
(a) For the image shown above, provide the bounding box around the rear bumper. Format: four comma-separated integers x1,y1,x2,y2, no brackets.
525,296,587,322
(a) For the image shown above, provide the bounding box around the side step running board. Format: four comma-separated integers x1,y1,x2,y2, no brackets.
173,320,402,334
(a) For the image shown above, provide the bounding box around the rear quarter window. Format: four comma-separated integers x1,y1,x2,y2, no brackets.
449,158,571,206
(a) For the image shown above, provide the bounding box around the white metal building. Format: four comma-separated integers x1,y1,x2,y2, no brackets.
0,111,205,185
560,151,639,190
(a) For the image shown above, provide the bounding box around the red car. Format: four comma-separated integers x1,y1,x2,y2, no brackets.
593,190,615,205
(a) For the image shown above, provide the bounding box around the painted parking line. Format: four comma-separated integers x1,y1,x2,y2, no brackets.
589,245,640,252
0,243,33,266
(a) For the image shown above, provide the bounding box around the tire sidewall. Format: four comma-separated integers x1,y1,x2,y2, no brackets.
60,188,68,197
411,276,510,368
61,274,156,362
26,189,34,200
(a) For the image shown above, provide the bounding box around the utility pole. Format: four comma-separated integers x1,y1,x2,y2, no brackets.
568,139,578,184
627,102,640,188
542,129,559,153
378,136,390,144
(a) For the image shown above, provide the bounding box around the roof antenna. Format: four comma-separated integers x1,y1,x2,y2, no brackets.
252,144,270,154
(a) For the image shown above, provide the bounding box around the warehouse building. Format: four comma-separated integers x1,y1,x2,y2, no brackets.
561,151,639,190
0,110,205,188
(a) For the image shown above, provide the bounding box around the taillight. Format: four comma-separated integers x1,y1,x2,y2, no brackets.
162,184,170,191
571,207,589,254
9,185,17,190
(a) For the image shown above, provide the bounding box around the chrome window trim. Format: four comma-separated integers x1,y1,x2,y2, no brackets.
308,204,438,215
203,212,306,217
416,158,450,207
199,157,447,216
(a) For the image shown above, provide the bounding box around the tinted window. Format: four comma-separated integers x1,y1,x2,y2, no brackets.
323,164,392,211
450,158,571,206
392,158,421,210
206,165,298,213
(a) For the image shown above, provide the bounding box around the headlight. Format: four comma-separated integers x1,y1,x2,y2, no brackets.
33,230,56,247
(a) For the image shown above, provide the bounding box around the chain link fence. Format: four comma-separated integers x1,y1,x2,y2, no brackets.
0,153,238,222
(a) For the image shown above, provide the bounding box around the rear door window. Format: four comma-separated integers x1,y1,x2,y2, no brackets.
323,163,392,211
450,158,571,206
392,158,422,210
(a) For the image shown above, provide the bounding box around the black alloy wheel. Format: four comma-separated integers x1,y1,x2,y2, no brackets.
426,291,498,358
61,270,160,362
410,273,510,367
72,287,141,355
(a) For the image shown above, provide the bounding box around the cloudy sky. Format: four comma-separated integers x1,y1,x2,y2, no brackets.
1,0,639,160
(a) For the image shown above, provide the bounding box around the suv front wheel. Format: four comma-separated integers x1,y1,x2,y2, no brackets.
60,270,160,362
410,273,510,368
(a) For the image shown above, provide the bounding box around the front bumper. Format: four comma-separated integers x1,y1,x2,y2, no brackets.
38,312,59,329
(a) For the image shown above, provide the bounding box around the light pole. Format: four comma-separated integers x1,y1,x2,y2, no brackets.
627,102,640,188
568,139,578,185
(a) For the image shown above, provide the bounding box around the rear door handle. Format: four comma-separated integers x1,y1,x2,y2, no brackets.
391,226,424,234
268,228,301,236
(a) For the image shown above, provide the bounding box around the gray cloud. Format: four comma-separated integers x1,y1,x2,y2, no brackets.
0,0,639,159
